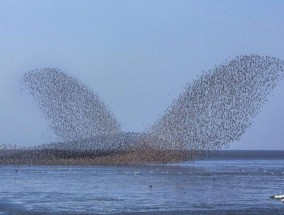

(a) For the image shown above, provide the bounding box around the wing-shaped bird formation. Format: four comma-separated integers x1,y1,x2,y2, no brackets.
23,69,121,141
4,54,282,164
150,55,284,153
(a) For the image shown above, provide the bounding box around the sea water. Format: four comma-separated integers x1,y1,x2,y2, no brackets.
0,151,284,214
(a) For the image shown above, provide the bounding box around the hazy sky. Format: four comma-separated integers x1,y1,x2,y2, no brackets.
0,0,284,149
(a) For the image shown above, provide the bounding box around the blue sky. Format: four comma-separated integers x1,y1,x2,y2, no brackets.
0,0,284,149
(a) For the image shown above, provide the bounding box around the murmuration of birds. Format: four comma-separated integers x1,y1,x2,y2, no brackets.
1,54,284,165
23,69,121,140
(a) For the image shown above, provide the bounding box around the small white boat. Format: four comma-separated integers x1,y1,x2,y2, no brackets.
271,194,284,199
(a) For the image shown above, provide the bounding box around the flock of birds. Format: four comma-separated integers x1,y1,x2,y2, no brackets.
23,69,121,141
1,54,284,164
150,55,284,153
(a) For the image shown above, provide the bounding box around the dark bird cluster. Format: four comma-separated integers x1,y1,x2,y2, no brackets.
23,69,121,141
1,55,283,165
150,55,284,157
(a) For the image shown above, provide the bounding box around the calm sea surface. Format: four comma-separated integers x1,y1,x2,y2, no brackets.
0,151,284,214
